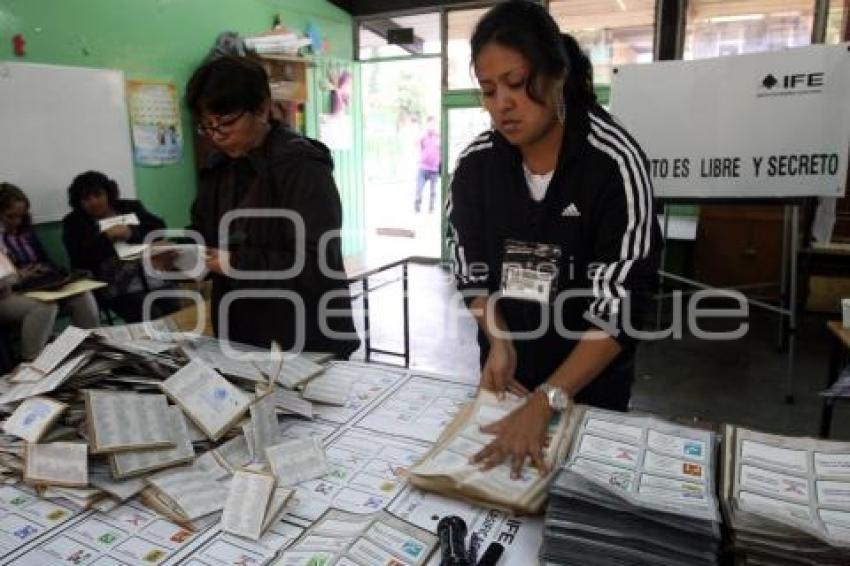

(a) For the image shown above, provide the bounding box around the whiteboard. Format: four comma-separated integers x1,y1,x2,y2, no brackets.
0,62,136,223
610,43,850,200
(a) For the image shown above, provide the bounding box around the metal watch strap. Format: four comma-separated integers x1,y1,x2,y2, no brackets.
537,383,568,412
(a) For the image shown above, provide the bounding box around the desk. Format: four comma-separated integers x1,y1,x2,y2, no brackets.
821,320,850,437
798,243,850,312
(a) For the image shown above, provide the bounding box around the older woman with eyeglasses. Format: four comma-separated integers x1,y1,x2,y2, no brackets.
185,56,359,359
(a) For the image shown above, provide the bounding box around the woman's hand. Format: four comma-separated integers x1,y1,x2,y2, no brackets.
472,392,552,478
480,339,527,397
204,248,231,275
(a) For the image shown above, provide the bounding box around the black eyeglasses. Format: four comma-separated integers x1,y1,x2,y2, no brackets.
197,111,246,136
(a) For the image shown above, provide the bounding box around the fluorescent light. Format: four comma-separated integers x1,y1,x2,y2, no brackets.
616,0,627,11
708,14,766,23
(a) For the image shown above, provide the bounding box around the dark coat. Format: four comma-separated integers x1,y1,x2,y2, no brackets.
190,122,359,358
62,199,166,276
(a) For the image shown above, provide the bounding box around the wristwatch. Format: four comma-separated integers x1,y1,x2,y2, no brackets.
536,383,569,412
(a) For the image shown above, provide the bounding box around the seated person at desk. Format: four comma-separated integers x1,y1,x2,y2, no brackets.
185,56,359,358
0,182,99,360
62,171,181,323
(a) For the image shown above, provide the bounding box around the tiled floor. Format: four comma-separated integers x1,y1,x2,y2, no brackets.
350,262,849,441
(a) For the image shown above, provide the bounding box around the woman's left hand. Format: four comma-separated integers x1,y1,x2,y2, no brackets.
472,393,552,479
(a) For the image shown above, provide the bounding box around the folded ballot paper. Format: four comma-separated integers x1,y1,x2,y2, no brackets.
721,425,850,565
541,409,723,566
221,469,292,540
159,358,253,442
408,390,582,514
141,467,228,530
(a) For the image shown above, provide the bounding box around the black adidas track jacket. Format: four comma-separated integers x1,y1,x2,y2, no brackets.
446,104,662,410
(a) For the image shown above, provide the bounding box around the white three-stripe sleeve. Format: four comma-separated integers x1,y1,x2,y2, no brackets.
445,135,493,292
585,116,654,320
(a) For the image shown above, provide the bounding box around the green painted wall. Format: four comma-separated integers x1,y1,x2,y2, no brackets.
0,0,354,265
306,57,365,256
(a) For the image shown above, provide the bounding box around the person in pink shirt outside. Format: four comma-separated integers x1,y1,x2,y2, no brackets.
415,116,441,213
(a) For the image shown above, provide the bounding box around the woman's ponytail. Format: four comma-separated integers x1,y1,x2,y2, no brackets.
561,33,598,110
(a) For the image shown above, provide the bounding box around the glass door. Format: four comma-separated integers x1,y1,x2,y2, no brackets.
358,12,443,259
440,6,496,260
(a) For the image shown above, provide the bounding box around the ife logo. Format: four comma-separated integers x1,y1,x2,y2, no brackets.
759,72,825,96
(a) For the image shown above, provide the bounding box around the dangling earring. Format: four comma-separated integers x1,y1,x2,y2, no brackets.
556,91,566,125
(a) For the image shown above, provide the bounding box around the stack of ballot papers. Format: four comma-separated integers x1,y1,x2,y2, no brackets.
0,319,358,538
540,409,723,566
408,390,582,514
721,425,850,565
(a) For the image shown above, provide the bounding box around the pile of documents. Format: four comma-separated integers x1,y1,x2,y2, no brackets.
244,33,312,55
0,320,356,541
721,425,850,565
540,409,723,566
408,390,582,514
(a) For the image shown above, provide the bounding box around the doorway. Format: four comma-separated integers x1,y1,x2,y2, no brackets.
360,58,441,259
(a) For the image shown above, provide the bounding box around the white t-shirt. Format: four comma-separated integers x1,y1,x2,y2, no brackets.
522,163,554,202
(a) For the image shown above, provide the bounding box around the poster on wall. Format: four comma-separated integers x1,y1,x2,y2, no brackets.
127,80,183,166
319,113,352,151
319,67,353,151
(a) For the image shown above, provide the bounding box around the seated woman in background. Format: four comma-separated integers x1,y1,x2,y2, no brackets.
0,182,99,360
62,171,181,323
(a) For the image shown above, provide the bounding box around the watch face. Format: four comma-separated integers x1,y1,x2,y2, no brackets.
550,388,568,411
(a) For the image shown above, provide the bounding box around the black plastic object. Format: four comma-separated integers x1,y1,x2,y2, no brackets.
437,515,470,566
476,542,505,566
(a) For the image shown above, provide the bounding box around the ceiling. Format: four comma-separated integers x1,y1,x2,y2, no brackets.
328,1,499,17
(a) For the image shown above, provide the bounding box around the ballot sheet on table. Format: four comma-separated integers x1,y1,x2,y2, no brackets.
353,374,476,443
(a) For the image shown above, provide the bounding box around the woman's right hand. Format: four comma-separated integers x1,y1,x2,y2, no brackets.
480,338,527,397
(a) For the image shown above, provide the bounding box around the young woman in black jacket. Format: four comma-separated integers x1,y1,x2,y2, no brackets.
448,1,662,477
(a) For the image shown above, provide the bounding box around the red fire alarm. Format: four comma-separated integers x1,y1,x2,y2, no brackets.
13,34,26,56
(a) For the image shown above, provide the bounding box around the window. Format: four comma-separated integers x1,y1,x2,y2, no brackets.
550,0,656,85
358,12,441,60
826,0,849,44
446,107,491,173
684,0,815,60
447,8,490,91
